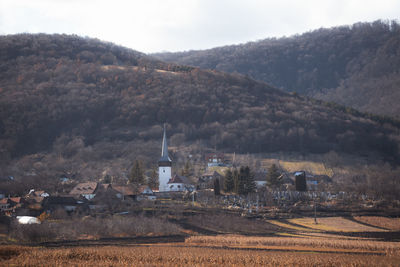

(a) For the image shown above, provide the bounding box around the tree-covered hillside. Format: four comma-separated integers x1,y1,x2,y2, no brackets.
0,34,399,178
154,20,400,117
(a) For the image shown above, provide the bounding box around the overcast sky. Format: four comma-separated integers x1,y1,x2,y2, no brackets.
1,0,399,53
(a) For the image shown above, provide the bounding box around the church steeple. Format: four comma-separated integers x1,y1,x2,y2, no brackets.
159,124,172,164
158,124,172,192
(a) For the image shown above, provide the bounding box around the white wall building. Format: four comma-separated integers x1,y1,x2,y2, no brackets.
158,124,172,192
167,174,194,192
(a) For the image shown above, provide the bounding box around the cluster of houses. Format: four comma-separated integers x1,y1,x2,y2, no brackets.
0,125,332,219
0,182,156,217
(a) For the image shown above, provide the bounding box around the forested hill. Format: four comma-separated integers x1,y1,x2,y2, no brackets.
154,20,400,117
0,34,400,169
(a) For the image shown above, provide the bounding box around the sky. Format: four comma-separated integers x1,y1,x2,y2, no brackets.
0,0,399,53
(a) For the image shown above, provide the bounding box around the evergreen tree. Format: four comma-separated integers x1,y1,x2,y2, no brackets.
244,166,256,194
129,160,144,184
233,168,239,194
266,164,281,189
237,166,256,195
214,178,220,195
238,166,247,195
224,169,234,192
148,167,158,189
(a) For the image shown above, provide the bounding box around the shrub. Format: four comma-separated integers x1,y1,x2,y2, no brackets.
9,221,56,243
8,215,180,243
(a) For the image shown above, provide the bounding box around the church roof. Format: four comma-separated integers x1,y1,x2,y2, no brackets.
159,124,172,162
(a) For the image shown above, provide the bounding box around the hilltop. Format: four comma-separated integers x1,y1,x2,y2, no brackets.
154,20,400,117
0,34,400,180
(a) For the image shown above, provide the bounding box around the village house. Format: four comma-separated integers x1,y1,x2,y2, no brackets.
42,196,85,213
167,174,195,192
254,170,268,188
112,185,137,200
25,196,45,212
0,197,23,213
253,170,295,190
205,153,225,167
59,177,71,184
201,170,223,181
137,185,156,200
102,184,155,200
27,189,50,198
139,185,153,195
0,198,10,211
69,182,99,200
198,170,223,189
89,187,121,211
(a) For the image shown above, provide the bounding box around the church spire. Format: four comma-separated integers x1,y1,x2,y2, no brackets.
159,123,171,163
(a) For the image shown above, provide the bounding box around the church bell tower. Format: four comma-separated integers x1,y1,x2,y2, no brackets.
158,124,172,192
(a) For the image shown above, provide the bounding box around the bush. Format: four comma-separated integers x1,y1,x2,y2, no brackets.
10,221,56,243
9,215,180,243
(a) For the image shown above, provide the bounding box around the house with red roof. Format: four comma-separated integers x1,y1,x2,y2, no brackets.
69,182,99,200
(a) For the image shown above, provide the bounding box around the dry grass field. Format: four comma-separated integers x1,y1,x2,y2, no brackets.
1,216,399,266
185,235,400,254
1,237,399,267
278,160,334,177
353,216,400,231
266,217,386,233
259,158,334,177
288,217,386,232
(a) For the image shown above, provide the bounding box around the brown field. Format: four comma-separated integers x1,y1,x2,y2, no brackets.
353,216,400,231
1,243,399,267
1,216,400,266
288,217,386,232
2,233,400,267
185,235,400,253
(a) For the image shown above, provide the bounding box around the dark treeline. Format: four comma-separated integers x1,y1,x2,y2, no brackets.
154,20,400,117
0,33,400,170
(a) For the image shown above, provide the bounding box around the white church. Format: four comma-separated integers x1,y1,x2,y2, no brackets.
158,125,194,192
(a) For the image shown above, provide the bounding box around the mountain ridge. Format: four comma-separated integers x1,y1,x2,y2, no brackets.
153,20,400,117
0,33,399,180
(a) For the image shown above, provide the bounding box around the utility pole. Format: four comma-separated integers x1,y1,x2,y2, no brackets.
314,195,318,224
256,194,259,213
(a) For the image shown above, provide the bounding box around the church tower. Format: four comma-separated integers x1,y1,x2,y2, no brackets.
158,124,172,192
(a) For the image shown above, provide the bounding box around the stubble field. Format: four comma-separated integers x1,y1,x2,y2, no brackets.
1,216,400,266
2,235,400,266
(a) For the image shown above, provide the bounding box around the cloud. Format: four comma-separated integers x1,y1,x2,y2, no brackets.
0,0,399,53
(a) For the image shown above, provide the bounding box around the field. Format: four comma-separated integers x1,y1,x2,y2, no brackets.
277,160,334,177
1,237,399,266
1,216,400,266
288,217,385,232
353,216,400,231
